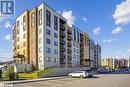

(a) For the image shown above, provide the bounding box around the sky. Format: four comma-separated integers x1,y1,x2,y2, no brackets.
0,0,130,61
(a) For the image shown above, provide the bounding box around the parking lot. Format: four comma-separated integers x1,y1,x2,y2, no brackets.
12,73,130,87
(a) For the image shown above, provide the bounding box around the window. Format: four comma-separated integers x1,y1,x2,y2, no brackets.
23,50,26,54
46,38,51,44
17,29,20,35
54,15,58,30
46,10,51,27
47,57,51,63
23,16,26,31
31,13,35,28
74,28,76,40
17,45,19,49
39,56,42,61
77,31,80,43
54,41,58,46
17,21,19,27
32,32,35,37
54,32,58,38
17,37,19,42
32,48,34,54
54,49,58,55
46,29,51,35
39,38,42,44
32,39,34,45
46,47,51,53
38,9,42,25
23,33,26,39
39,47,42,53
39,28,42,34
23,42,26,47
54,58,58,63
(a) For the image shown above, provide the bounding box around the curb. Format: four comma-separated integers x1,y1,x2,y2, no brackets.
3,76,66,84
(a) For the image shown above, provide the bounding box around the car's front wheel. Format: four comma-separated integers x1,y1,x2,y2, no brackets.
80,75,84,78
68,75,72,78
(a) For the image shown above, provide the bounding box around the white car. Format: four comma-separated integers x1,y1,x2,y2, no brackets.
68,71,93,78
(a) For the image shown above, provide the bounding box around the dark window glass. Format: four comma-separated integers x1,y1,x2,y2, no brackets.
54,41,58,46
46,38,51,44
54,15,58,30
74,28,76,40
46,10,51,27
46,47,51,53
54,32,58,38
46,29,51,35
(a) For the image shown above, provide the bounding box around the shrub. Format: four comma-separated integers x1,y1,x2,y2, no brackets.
9,72,15,80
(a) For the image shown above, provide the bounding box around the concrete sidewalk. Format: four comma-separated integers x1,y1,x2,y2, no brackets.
2,76,66,84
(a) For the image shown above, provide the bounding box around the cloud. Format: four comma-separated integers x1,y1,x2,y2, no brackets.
4,21,12,29
128,49,130,52
3,34,12,41
103,38,119,43
62,10,75,26
82,16,87,23
0,12,8,22
115,54,129,59
113,0,130,25
112,27,122,34
93,27,101,35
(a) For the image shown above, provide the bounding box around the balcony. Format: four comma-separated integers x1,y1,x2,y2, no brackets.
60,32,65,37
80,41,84,45
60,40,65,45
67,36,72,40
60,47,65,52
60,54,66,59
67,49,71,54
67,29,72,34
67,43,71,47
60,23,66,31
67,56,72,60
80,37,83,41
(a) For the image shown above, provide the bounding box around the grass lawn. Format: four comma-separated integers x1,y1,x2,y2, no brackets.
1,68,54,81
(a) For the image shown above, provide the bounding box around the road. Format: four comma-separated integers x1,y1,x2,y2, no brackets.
11,73,130,87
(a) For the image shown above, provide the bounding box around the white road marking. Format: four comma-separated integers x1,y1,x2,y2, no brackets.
16,84,32,87
35,82,63,87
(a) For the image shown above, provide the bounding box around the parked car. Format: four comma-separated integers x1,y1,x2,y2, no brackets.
68,71,93,78
98,68,111,73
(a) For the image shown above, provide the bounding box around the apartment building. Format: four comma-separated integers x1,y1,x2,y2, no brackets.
37,4,67,69
13,11,30,64
13,2,101,70
29,8,38,68
101,58,114,69
101,58,130,69
80,32,90,66
66,25,72,67
71,25,81,67
89,38,95,67
94,44,101,68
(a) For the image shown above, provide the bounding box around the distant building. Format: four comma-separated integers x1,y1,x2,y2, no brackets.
101,58,114,69
102,58,130,69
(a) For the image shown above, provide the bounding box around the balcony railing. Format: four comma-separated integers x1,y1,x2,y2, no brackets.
67,29,72,34
60,32,65,37
60,40,65,45
67,36,72,40
67,43,71,47
60,23,66,30
60,47,65,52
